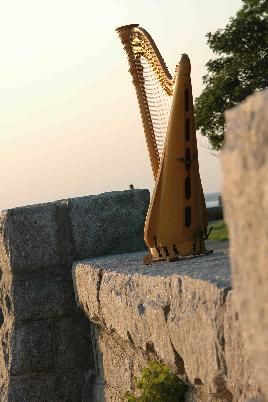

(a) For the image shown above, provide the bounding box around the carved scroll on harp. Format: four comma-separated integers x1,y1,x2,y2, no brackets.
116,24,212,262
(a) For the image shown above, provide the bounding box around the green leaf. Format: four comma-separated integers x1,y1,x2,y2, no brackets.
195,0,268,150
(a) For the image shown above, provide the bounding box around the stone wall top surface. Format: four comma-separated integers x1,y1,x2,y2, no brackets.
76,248,231,289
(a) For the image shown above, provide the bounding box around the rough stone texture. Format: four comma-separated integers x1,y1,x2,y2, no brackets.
7,369,89,402
224,292,259,401
0,204,68,273
0,189,149,401
222,89,268,401
69,190,149,259
73,250,261,402
12,275,76,320
90,326,149,402
11,322,53,375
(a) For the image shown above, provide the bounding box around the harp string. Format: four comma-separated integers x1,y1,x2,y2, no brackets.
139,55,172,160
117,26,175,179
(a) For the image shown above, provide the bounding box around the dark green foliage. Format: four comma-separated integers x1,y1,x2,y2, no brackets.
124,361,188,402
195,0,268,150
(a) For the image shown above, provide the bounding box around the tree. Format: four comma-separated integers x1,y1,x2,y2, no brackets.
195,0,268,150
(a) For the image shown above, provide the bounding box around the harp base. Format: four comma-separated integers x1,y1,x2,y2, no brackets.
143,248,213,265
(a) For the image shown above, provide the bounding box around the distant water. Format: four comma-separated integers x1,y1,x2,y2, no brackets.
205,192,221,208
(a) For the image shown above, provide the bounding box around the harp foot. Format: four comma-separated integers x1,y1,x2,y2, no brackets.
143,248,213,265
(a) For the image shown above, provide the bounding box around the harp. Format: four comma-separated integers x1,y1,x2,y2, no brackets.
116,24,211,263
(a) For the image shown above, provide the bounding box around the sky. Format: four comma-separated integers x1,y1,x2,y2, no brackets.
0,0,242,211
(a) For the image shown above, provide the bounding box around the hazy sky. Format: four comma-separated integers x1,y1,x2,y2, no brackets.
0,0,242,210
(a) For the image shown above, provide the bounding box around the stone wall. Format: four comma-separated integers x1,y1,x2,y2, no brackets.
0,190,149,401
222,89,268,401
73,251,260,402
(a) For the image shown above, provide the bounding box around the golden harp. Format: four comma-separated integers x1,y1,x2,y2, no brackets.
116,24,211,263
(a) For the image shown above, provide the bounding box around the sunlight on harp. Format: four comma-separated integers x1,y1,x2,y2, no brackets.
116,24,212,264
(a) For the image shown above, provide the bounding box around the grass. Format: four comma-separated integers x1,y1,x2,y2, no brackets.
208,220,228,241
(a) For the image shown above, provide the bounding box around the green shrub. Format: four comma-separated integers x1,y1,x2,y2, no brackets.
124,361,187,402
